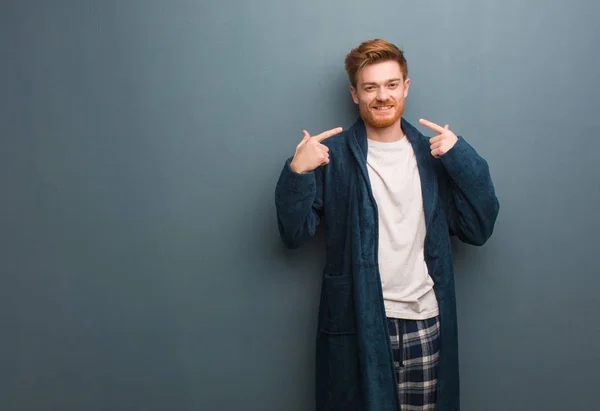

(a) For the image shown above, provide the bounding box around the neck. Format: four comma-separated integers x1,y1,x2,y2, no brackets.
365,118,405,142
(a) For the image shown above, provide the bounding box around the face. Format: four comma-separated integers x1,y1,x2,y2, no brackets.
350,60,410,129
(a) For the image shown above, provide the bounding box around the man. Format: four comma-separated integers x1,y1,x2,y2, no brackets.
275,39,499,411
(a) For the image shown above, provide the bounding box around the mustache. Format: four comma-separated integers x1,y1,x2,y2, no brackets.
370,100,396,108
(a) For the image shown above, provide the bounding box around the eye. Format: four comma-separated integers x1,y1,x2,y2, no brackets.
389,83,398,88
365,86,375,91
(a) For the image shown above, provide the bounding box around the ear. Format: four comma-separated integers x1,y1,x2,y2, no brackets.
350,85,359,105
404,78,411,98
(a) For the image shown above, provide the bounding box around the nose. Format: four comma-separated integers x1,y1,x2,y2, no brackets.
376,86,389,101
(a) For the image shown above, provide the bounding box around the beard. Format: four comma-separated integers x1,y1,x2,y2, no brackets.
359,99,404,129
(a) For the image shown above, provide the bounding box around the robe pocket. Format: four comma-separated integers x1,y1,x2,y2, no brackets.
318,274,357,335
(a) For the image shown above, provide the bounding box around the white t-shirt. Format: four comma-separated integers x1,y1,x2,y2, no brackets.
366,136,439,320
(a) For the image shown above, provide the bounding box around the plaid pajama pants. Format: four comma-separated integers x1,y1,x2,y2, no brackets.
387,316,440,410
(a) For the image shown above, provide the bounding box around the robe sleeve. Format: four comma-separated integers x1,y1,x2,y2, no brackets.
274,157,324,249
439,136,500,246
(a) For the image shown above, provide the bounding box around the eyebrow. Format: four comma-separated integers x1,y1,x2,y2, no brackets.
362,78,403,86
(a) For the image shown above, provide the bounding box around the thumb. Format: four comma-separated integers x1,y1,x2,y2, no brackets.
297,130,310,148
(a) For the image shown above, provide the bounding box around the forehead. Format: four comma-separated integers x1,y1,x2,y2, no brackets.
357,60,403,85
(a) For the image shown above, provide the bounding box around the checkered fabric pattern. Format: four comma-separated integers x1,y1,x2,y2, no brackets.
387,316,440,410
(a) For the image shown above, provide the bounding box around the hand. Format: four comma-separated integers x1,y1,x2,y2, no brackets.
419,118,459,158
290,127,343,174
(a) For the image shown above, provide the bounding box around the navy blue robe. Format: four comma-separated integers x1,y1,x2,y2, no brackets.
275,117,499,410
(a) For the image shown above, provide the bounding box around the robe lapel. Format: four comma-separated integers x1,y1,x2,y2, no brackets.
347,118,377,267
402,118,438,229
348,118,372,203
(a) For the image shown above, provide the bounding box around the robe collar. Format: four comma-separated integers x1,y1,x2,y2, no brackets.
347,117,438,229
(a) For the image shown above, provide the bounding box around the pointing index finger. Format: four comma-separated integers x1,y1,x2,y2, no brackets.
419,118,446,134
313,127,343,143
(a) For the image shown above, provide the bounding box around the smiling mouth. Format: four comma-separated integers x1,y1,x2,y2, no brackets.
373,106,393,111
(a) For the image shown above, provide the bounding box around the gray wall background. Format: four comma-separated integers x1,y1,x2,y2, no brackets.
2,1,599,410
